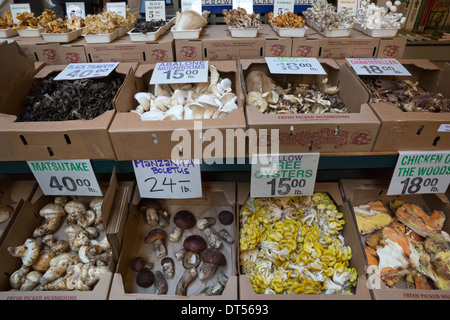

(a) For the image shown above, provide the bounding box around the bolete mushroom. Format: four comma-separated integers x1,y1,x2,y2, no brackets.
196,217,222,249
161,257,175,279
144,228,167,258
153,270,168,295
130,256,153,272
139,199,161,226
198,248,226,281
157,208,170,228
218,211,234,225
170,210,196,242
175,267,197,296
136,267,155,288
182,235,207,268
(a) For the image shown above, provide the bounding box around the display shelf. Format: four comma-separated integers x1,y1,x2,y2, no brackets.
0,152,399,174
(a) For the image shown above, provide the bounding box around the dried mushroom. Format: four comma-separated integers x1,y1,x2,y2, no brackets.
246,71,346,114
223,8,261,29
13,12,39,29
131,20,166,34
240,193,357,294
16,73,123,122
363,77,450,113
0,11,14,29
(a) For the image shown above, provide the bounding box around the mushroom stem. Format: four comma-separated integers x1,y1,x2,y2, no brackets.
198,262,218,281
153,270,168,295
202,227,223,249
153,239,167,258
175,267,197,296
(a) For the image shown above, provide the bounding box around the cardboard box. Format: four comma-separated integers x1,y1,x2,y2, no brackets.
241,59,381,154
174,27,207,62
108,60,247,161
0,180,37,246
237,182,372,300
318,29,380,59
355,59,450,151
261,25,292,58
0,173,133,300
340,179,450,300
291,28,321,58
202,25,265,61
0,42,137,160
85,32,174,64
109,181,239,300
377,36,407,59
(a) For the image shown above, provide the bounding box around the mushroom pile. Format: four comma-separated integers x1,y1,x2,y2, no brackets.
222,8,262,29
131,199,234,296
132,65,239,120
240,193,357,294
303,0,355,31
245,70,347,114
173,10,209,31
355,1,406,29
363,77,450,113
357,200,450,289
7,196,111,291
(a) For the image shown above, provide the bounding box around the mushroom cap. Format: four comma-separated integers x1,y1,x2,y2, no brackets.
139,199,161,212
131,257,145,272
173,210,196,229
40,203,65,218
200,248,226,266
161,256,174,266
136,268,155,288
183,235,207,253
218,211,234,225
144,228,167,243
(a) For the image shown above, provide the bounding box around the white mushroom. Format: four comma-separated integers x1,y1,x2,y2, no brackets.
209,65,220,85
220,92,236,105
151,96,170,111
185,102,205,119
141,109,165,121
169,89,187,107
220,78,232,92
162,104,184,121
134,92,153,111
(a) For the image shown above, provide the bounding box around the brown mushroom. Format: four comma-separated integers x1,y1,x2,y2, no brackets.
136,268,155,288
218,211,234,225
175,267,197,296
198,248,226,280
169,210,196,242
183,235,207,253
131,257,153,272
157,208,171,228
161,257,175,279
144,228,167,258
196,217,223,249
139,199,161,226
153,270,168,295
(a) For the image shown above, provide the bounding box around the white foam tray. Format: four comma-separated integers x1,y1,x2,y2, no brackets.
363,28,399,38
171,25,202,39
83,30,118,43
272,23,307,38
0,28,18,38
17,27,43,37
307,19,352,38
42,28,80,43
128,26,163,42
228,27,259,38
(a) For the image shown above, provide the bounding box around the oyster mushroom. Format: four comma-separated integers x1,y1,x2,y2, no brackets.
198,95,220,119
134,92,153,111
175,10,208,30
162,104,184,121
141,109,165,121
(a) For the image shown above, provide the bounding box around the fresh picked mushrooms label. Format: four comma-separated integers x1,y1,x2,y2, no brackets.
28,160,102,196
388,151,450,195
251,153,320,197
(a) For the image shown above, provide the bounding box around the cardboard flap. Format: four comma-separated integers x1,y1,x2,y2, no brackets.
338,63,370,110
102,167,118,228
419,62,450,97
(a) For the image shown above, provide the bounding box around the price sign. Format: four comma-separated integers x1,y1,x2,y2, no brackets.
10,3,31,24
265,57,327,75
28,160,102,196
233,0,253,13
181,0,202,14
346,58,412,76
387,151,450,195
273,0,294,17
150,61,209,85
337,0,358,15
53,63,119,81
251,153,320,197
106,2,127,19
438,124,450,133
133,159,202,199
66,2,86,18
145,1,166,21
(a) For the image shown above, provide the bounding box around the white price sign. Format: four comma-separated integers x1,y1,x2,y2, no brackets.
66,2,86,19
10,3,31,24
150,61,209,85
337,0,358,14
53,63,119,81
28,160,102,196
145,1,166,21
181,0,202,13
133,159,202,199
387,151,450,195
265,57,327,75
233,0,253,13
106,2,127,19
273,0,294,17
346,58,412,76
251,153,320,197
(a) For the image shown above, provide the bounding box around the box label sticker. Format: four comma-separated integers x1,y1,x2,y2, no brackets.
10,3,31,24
145,1,166,21
438,124,450,133
273,0,295,17
150,61,209,84
346,58,412,76
265,57,327,75
387,151,450,195
133,159,202,199
250,153,319,197
53,63,119,81
28,160,102,196
106,2,127,19
66,2,86,18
